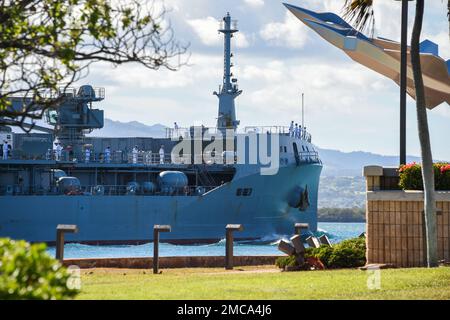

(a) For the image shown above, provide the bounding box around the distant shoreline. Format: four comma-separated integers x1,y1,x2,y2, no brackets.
318,219,366,223
317,207,366,223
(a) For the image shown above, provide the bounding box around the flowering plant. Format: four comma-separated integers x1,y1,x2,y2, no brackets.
398,162,450,190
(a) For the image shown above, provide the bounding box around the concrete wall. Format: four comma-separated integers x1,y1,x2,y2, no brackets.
364,166,450,267
63,255,281,269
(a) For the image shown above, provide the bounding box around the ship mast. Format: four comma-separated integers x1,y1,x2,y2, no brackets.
214,13,242,131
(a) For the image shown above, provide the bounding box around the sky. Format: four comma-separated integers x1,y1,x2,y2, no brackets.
82,0,449,160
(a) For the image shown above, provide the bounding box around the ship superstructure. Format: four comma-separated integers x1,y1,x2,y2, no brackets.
0,14,322,244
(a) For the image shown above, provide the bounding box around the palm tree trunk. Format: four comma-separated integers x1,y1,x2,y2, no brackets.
410,0,438,267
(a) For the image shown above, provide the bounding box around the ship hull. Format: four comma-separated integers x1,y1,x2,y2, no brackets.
0,163,321,244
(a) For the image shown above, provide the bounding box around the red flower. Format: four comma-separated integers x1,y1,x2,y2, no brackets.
399,162,417,173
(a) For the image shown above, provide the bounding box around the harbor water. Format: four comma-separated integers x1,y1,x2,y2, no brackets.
46,222,365,259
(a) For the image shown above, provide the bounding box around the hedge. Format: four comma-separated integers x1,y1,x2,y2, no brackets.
398,162,450,191
275,237,366,269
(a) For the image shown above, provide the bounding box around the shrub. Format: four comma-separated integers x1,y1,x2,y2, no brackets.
275,255,297,269
399,162,450,190
276,237,366,270
398,162,423,190
327,239,366,268
305,245,334,268
0,238,79,300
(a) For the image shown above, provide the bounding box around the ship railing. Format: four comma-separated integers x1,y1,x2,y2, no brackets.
0,86,105,100
298,151,321,164
166,126,312,142
165,127,228,139
0,184,219,196
82,185,219,196
244,126,312,142
46,150,238,165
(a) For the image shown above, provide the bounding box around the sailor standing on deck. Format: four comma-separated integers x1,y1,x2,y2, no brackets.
55,142,63,161
105,146,111,163
294,123,299,139
2,141,9,160
174,122,179,137
159,145,165,164
132,145,139,164
85,146,91,163
289,121,294,137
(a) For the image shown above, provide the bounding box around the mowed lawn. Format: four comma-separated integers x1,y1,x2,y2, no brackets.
77,265,450,300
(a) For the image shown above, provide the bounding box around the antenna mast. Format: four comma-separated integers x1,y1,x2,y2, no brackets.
301,92,305,129
214,13,242,130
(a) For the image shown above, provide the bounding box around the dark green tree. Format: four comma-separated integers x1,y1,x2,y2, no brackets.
0,0,188,130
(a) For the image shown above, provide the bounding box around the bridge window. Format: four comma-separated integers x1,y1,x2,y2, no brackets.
236,188,253,196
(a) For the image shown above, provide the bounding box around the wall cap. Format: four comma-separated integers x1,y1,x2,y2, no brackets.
363,165,383,177
367,190,450,201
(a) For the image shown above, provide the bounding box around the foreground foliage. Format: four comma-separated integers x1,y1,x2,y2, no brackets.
0,238,78,300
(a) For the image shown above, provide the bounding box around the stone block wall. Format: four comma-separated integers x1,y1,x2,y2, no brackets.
364,166,450,267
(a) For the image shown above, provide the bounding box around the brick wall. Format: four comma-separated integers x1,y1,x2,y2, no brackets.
364,166,450,267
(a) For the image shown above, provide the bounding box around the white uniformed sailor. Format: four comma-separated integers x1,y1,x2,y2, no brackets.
159,145,165,164
294,123,299,139
2,140,9,160
85,147,91,163
174,122,179,137
289,121,294,137
132,145,138,164
55,143,63,161
105,146,111,163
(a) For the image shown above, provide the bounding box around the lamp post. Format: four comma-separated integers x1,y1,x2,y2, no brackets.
397,0,413,165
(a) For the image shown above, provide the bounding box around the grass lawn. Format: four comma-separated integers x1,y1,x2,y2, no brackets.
77,265,450,300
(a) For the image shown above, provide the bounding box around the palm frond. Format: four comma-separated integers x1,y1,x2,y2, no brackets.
342,0,375,37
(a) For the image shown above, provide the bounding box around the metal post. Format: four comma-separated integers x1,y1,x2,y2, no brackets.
294,223,309,235
225,224,243,270
301,93,304,130
55,224,78,262
399,0,409,165
153,225,171,274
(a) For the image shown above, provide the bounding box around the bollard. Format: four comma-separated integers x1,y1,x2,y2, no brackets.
55,224,78,262
294,223,309,235
318,234,332,247
153,225,171,274
225,224,243,270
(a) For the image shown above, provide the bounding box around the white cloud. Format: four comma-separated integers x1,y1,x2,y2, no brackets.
187,17,221,46
260,12,309,48
244,0,264,8
186,16,251,48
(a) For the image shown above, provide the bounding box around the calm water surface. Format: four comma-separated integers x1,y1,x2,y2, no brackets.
46,222,365,258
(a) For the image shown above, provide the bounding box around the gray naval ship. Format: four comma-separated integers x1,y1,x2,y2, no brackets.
0,13,322,244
